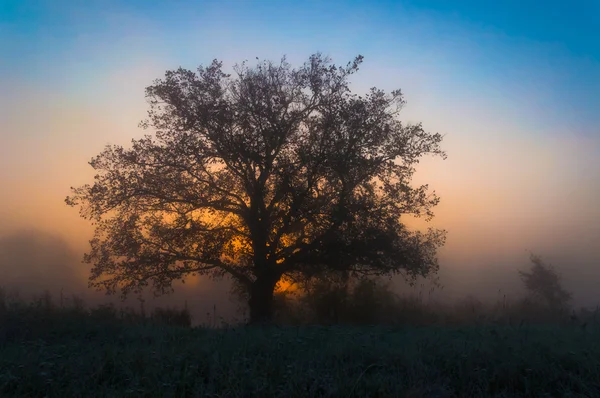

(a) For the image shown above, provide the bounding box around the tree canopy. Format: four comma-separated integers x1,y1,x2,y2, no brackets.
519,254,572,312
66,53,447,323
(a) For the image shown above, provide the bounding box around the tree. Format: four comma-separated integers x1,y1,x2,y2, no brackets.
66,53,447,324
519,253,572,312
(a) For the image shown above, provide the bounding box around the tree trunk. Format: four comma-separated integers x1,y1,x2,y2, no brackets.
247,276,278,325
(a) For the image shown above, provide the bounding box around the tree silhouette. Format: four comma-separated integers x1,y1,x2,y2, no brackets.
519,253,572,312
66,53,446,324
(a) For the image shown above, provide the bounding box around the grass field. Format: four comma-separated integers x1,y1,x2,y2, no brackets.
1,294,599,398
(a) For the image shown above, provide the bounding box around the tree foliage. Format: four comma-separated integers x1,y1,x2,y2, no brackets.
66,53,446,323
519,254,572,312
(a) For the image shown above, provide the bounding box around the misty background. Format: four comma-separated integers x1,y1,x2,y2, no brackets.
1,0,599,325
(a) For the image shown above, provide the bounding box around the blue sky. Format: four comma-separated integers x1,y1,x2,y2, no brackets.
1,0,598,136
1,0,600,305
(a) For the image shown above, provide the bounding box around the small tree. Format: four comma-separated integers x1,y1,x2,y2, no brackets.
519,253,572,313
66,53,446,324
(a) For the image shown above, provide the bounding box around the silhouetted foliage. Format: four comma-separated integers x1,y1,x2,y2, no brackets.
151,306,192,327
66,53,446,324
5,292,600,398
0,287,192,343
298,272,352,324
519,253,572,313
296,274,401,324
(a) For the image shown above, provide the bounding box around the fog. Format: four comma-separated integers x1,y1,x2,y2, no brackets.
1,70,598,324
1,1,599,326
0,229,239,326
1,62,599,325
1,205,599,326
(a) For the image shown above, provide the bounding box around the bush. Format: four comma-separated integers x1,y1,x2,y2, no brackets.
519,253,572,313
151,306,192,327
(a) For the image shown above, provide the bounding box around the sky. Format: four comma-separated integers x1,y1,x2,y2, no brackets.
1,0,599,322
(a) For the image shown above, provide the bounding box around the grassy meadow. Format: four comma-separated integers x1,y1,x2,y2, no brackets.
1,275,600,398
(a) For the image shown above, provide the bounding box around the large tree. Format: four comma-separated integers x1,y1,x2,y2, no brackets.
66,54,446,324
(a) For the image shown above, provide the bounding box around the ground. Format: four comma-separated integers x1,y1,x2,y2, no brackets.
1,310,598,397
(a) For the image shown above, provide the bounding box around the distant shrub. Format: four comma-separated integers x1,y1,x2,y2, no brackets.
151,306,192,327
0,251,586,332
89,302,119,322
519,253,572,314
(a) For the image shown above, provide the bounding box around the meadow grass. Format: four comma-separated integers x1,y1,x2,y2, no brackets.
1,289,599,397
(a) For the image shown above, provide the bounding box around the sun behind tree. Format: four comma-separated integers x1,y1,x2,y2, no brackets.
66,53,447,324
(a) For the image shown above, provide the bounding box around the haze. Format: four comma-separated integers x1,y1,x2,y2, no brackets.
1,0,599,324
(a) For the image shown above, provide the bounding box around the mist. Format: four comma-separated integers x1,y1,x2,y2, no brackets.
1,65,599,324
0,229,238,326
1,78,598,324
1,0,599,325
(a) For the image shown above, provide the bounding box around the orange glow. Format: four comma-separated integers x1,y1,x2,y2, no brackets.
275,275,298,294
3,61,600,311
182,273,202,287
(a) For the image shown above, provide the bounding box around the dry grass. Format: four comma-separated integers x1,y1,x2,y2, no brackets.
1,284,599,397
